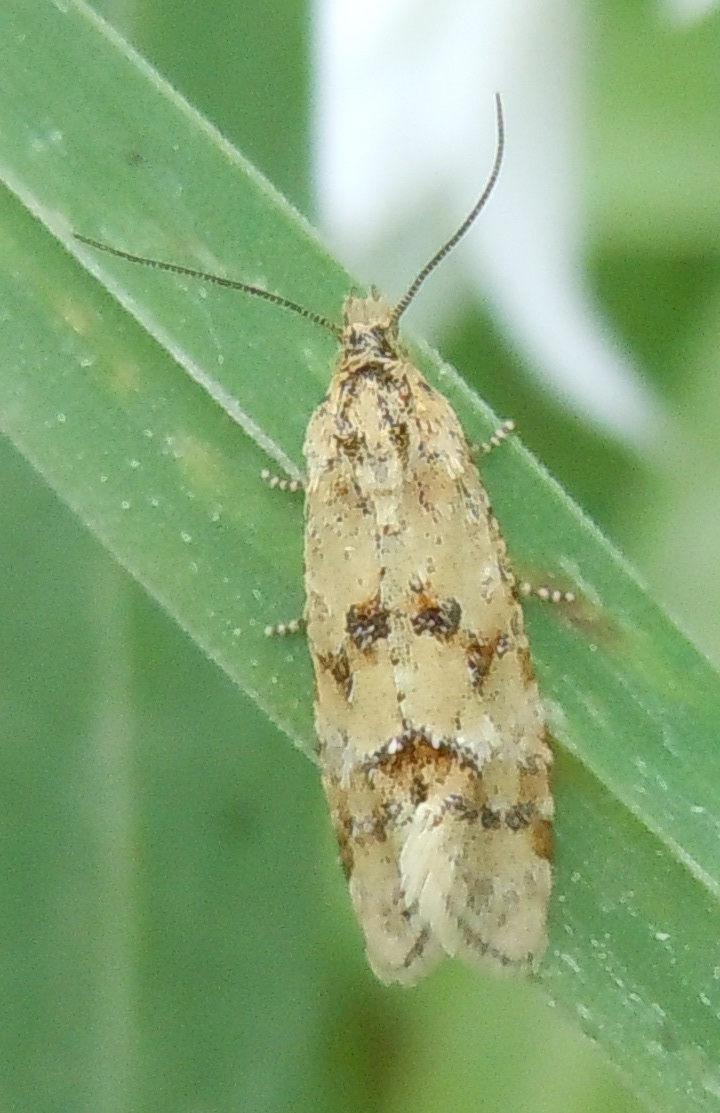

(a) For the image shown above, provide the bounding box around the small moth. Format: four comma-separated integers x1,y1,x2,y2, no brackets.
303,104,552,986
76,95,555,985
304,285,553,984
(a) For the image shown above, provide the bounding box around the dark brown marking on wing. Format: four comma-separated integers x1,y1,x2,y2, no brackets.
481,805,502,830
466,632,504,689
327,474,372,516
317,647,353,700
401,924,432,971
505,802,536,830
335,430,365,459
346,592,391,650
411,589,462,641
332,795,391,879
389,421,410,462
455,916,531,969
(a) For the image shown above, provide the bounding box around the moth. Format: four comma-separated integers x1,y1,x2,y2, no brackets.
76,95,557,985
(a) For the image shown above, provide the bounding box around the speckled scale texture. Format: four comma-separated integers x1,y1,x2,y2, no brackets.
303,294,552,986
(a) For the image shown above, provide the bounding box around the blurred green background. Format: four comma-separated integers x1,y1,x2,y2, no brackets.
3,1,720,1111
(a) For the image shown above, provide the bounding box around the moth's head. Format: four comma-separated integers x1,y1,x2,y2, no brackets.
341,290,400,363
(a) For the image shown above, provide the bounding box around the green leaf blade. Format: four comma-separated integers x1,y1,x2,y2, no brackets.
1,4,720,1112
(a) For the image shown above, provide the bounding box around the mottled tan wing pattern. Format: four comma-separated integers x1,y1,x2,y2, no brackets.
304,296,552,985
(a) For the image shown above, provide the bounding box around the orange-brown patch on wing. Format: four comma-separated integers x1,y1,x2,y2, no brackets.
362,732,490,827
517,643,536,687
518,752,553,859
531,819,553,862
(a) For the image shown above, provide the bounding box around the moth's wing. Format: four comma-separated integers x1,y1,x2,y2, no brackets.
323,769,444,986
350,835,445,985
399,760,552,973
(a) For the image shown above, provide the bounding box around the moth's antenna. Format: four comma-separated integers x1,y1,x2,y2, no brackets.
73,233,342,339
390,93,504,327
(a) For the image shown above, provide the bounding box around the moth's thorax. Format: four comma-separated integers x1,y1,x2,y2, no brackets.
339,294,403,376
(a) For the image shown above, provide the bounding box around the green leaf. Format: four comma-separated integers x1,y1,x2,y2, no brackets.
1,4,719,1113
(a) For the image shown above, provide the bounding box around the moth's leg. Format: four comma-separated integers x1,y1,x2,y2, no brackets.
518,583,576,605
472,423,577,607
260,467,305,635
260,468,305,494
264,617,306,638
470,419,515,457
